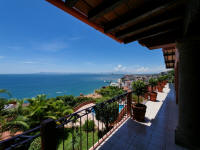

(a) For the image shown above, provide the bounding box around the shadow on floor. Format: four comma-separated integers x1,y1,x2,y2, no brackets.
98,84,187,150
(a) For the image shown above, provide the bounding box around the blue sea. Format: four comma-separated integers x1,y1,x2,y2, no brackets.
0,74,123,99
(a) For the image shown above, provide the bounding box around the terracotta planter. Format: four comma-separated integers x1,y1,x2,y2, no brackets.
153,86,156,91
144,93,149,100
147,86,152,92
132,103,147,122
157,86,163,92
150,92,157,101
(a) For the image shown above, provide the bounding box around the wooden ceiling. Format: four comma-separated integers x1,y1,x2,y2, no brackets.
46,0,187,68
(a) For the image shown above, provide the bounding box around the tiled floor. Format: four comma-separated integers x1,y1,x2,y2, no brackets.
97,84,187,150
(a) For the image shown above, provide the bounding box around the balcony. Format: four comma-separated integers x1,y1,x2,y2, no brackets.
0,83,187,150
97,84,186,150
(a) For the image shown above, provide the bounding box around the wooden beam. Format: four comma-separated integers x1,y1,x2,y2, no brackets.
164,52,175,56
105,0,185,33
149,43,176,50
139,37,176,49
163,46,176,51
65,0,79,7
166,64,174,68
165,60,175,63
184,0,200,36
88,0,129,21
138,31,180,49
124,28,177,44
118,16,181,39
45,0,123,43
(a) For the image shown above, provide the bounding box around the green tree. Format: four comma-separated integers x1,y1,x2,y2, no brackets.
132,80,147,104
94,102,119,131
1,115,29,133
82,120,95,132
95,86,124,98
148,78,158,92
0,89,11,113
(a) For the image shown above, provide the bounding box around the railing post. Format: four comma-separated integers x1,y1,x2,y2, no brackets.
41,119,57,150
127,91,132,116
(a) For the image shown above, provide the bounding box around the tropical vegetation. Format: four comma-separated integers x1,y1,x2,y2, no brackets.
0,86,125,149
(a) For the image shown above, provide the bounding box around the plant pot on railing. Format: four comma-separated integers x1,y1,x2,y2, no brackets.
157,86,163,92
153,86,156,91
150,92,157,101
131,80,147,122
144,93,149,100
132,103,146,122
147,86,152,92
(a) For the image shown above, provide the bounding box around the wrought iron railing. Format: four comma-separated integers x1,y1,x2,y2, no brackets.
0,91,132,150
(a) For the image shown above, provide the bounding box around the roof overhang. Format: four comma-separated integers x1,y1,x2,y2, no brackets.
46,0,186,49
46,0,187,69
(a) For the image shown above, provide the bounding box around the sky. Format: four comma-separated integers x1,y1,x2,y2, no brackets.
0,0,168,74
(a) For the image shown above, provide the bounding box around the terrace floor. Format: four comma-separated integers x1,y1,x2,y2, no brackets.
97,84,188,150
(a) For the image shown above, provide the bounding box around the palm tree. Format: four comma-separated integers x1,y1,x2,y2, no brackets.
0,89,12,97
1,115,29,134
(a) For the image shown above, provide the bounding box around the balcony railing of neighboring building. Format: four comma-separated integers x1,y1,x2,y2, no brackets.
0,91,132,150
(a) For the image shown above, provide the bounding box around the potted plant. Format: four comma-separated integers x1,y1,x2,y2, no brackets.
162,75,168,86
148,78,158,101
132,80,147,122
157,76,164,92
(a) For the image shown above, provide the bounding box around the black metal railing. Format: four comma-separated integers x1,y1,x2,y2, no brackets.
0,126,41,150
0,91,132,150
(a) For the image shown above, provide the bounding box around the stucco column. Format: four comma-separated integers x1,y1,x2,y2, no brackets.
175,36,200,149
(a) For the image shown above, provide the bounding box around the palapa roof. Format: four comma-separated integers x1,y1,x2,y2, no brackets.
46,0,187,68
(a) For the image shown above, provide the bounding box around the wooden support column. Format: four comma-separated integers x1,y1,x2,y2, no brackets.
175,1,200,149
174,48,179,104
41,119,57,150
175,37,200,149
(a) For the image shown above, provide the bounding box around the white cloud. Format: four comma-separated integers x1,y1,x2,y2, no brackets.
69,36,81,40
8,46,23,50
135,67,149,73
23,61,37,64
39,41,68,52
114,64,126,72
0,56,4,59
119,65,168,74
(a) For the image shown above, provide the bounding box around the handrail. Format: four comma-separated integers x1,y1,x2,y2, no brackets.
0,91,132,150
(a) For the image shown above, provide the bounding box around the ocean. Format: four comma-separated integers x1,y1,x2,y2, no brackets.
0,74,123,99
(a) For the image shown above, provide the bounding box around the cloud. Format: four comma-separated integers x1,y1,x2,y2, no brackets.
114,64,126,72
135,67,149,73
69,36,81,40
0,56,4,59
38,41,68,52
8,46,23,50
22,61,37,64
85,62,95,65
119,65,168,74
